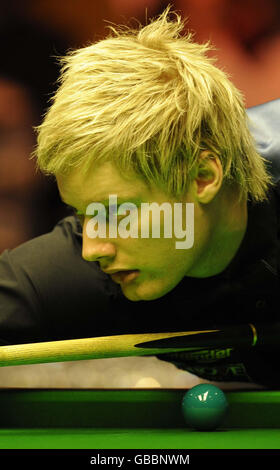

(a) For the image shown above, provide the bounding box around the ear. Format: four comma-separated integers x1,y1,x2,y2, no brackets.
193,151,223,204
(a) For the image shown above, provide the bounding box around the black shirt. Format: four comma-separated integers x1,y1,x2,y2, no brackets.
0,99,280,388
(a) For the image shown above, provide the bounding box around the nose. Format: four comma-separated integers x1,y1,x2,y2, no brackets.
82,232,116,263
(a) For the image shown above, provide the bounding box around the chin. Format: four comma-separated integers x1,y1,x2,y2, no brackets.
121,279,174,302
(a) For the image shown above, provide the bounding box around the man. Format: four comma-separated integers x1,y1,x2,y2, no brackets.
0,8,279,387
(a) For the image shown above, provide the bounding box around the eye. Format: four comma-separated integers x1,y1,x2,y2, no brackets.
106,204,122,219
108,205,117,216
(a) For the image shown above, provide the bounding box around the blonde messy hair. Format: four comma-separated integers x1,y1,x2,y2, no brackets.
34,5,272,201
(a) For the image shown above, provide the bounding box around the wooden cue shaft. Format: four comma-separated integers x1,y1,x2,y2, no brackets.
0,330,215,367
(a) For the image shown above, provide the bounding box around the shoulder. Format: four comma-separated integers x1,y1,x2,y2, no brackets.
0,216,122,341
247,98,280,182
3,215,116,298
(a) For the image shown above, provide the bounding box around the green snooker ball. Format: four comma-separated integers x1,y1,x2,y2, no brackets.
182,384,229,431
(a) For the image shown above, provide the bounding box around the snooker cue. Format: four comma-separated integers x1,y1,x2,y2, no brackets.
0,322,278,367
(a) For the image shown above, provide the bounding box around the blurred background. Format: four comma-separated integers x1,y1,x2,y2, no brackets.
0,0,278,389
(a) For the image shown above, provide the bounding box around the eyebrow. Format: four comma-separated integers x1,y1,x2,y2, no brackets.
61,196,143,211
97,197,142,206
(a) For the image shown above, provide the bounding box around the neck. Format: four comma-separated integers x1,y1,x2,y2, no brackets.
188,185,248,278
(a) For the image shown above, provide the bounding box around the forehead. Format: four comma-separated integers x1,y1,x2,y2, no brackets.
56,161,155,208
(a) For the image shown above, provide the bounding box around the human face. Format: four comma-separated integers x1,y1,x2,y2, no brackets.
57,161,211,301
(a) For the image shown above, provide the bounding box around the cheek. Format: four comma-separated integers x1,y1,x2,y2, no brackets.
131,266,185,300
143,242,193,278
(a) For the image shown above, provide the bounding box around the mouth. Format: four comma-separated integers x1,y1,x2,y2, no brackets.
103,269,140,285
